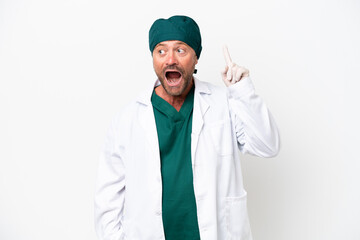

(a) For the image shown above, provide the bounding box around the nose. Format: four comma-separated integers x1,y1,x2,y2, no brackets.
165,51,178,66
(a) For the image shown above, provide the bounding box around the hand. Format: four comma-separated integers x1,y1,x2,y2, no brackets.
221,45,249,87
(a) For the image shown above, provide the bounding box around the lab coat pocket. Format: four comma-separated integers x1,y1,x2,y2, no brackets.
225,193,252,240
209,120,233,156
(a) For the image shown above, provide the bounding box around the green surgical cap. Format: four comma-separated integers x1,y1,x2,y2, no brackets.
149,15,202,59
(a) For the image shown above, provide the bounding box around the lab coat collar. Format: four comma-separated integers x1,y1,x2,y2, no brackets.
135,77,211,169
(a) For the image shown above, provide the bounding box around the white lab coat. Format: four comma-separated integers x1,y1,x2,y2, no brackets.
95,77,280,240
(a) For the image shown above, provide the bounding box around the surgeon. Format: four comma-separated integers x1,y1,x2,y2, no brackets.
95,15,280,240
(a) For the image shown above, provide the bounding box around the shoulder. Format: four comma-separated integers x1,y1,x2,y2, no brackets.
114,84,153,118
194,78,228,101
113,98,144,123
194,79,231,121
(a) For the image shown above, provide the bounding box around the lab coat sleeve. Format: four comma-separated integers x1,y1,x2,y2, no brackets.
227,77,280,157
94,115,126,240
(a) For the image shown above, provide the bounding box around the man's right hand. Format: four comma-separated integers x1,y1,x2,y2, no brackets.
221,45,250,87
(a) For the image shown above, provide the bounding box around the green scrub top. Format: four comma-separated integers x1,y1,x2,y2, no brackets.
151,86,200,240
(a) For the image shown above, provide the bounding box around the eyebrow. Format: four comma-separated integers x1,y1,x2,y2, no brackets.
155,43,166,48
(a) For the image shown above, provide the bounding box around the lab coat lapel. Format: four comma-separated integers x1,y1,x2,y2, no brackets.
136,83,161,161
191,79,211,164
140,104,159,156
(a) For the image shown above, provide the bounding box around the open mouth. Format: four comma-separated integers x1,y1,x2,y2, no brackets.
165,70,182,87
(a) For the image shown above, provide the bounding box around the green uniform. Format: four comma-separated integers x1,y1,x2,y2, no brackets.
151,86,200,240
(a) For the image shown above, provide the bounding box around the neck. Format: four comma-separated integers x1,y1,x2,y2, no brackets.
155,80,194,112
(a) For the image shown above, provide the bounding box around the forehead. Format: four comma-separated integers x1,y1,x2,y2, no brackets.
154,40,191,49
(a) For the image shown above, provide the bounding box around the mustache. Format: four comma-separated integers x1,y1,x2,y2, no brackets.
163,66,184,74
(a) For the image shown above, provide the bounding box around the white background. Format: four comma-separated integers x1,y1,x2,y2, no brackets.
1,0,359,239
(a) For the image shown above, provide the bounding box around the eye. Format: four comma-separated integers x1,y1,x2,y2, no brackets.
158,49,165,55
177,48,185,53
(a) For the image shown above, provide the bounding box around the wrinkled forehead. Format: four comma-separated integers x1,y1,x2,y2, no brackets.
154,40,193,49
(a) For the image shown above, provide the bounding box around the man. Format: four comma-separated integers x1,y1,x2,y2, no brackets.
95,15,280,240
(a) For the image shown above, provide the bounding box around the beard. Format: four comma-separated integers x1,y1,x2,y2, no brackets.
156,65,195,97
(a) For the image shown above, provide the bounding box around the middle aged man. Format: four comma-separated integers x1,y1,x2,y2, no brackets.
95,15,280,240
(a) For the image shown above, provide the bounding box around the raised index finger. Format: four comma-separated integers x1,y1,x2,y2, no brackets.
223,45,233,67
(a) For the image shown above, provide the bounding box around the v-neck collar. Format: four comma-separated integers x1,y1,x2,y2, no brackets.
151,85,194,122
